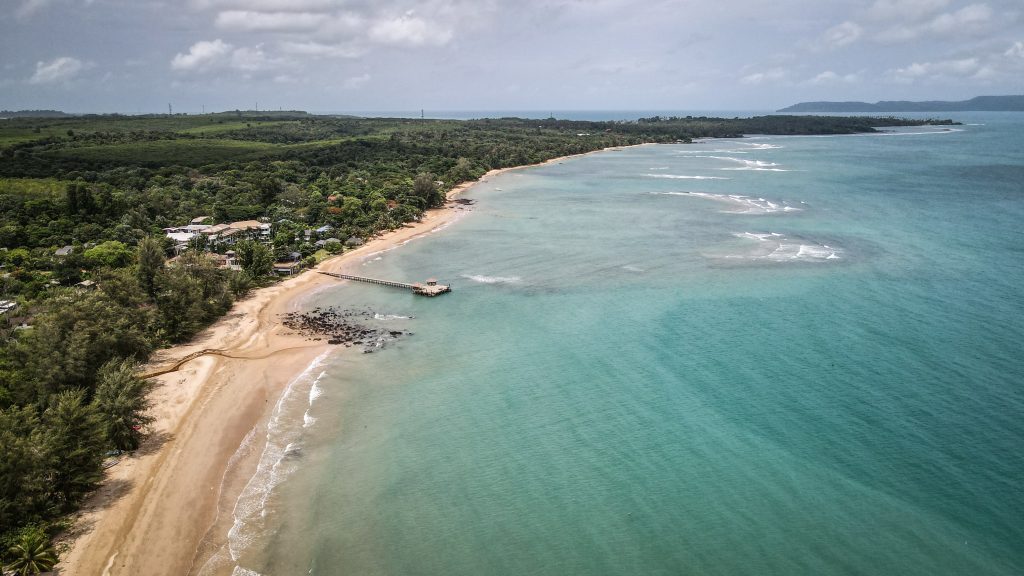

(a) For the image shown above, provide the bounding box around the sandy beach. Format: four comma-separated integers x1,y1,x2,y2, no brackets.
55,148,634,576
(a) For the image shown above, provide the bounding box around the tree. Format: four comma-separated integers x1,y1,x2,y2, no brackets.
92,359,154,451
136,236,166,297
41,389,105,508
83,240,132,269
0,407,49,532
18,291,153,402
449,157,479,184
234,239,273,280
413,172,444,208
4,530,58,575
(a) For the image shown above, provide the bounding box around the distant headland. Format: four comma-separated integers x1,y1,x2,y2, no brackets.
778,95,1024,113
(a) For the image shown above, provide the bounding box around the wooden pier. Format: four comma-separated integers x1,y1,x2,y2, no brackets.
319,272,451,296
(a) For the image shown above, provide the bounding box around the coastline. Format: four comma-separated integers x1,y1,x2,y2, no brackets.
56,145,645,576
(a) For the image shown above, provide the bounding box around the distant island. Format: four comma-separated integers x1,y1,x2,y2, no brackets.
778,95,1024,113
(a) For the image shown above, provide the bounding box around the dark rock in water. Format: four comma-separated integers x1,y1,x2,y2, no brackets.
280,306,413,351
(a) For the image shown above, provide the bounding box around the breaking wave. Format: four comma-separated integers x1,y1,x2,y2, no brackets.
651,191,801,214
646,174,731,180
732,232,841,261
462,274,522,284
225,351,332,569
695,156,790,171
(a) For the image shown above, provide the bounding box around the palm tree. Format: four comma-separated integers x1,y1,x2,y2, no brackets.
5,532,58,575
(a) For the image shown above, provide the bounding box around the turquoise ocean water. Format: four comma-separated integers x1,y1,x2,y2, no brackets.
218,114,1024,575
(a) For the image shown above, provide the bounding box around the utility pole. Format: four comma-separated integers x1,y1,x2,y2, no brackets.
168,103,172,115
202,104,205,114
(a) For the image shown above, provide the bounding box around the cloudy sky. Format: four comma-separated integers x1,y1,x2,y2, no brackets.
2,0,1022,113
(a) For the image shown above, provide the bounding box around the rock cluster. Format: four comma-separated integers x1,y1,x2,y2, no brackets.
281,306,411,353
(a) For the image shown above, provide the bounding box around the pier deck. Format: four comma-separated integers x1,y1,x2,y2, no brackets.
319,272,451,296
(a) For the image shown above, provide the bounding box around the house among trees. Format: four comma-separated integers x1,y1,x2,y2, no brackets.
54,245,74,257
273,260,300,275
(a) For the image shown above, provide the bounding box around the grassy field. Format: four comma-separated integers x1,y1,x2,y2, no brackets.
0,178,66,198
0,112,311,145
179,120,300,135
39,138,280,167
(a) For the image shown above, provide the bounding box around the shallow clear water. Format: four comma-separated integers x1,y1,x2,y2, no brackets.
229,114,1024,575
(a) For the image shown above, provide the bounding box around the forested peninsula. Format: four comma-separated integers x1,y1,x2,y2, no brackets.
0,111,953,568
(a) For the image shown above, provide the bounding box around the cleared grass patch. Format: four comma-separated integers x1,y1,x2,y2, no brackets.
40,139,280,167
0,178,67,198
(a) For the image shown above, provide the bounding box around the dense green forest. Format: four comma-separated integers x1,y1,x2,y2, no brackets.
0,111,953,567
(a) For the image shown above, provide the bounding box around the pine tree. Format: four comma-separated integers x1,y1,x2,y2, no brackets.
92,359,154,451
41,389,105,508
136,236,166,298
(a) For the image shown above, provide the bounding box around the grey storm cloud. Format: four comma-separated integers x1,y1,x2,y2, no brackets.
2,0,1022,112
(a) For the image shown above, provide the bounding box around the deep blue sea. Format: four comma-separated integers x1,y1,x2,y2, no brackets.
211,113,1024,576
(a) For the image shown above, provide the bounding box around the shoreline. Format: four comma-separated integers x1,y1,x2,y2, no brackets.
56,144,647,576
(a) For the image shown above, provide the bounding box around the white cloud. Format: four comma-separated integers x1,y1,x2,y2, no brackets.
230,45,279,71
280,41,365,58
368,13,453,46
1006,41,1024,58
190,0,342,10
16,0,52,19
926,3,992,34
808,70,862,84
886,57,981,82
819,21,863,49
876,3,994,42
29,56,86,84
867,0,951,21
171,39,286,75
215,10,328,32
740,68,787,85
171,39,233,72
343,73,371,89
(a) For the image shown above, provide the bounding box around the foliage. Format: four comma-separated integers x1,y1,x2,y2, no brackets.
42,389,106,507
3,529,58,575
235,239,274,280
83,240,133,268
136,236,165,297
93,359,154,451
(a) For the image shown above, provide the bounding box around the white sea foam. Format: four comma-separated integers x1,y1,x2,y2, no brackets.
302,372,327,429
732,231,842,261
695,155,791,171
622,265,645,272
651,192,801,214
673,149,749,154
462,274,522,284
645,174,731,180
231,567,264,576
741,142,784,150
227,351,331,562
373,313,412,320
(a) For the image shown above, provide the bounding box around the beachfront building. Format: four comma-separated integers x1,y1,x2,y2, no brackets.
273,261,300,275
